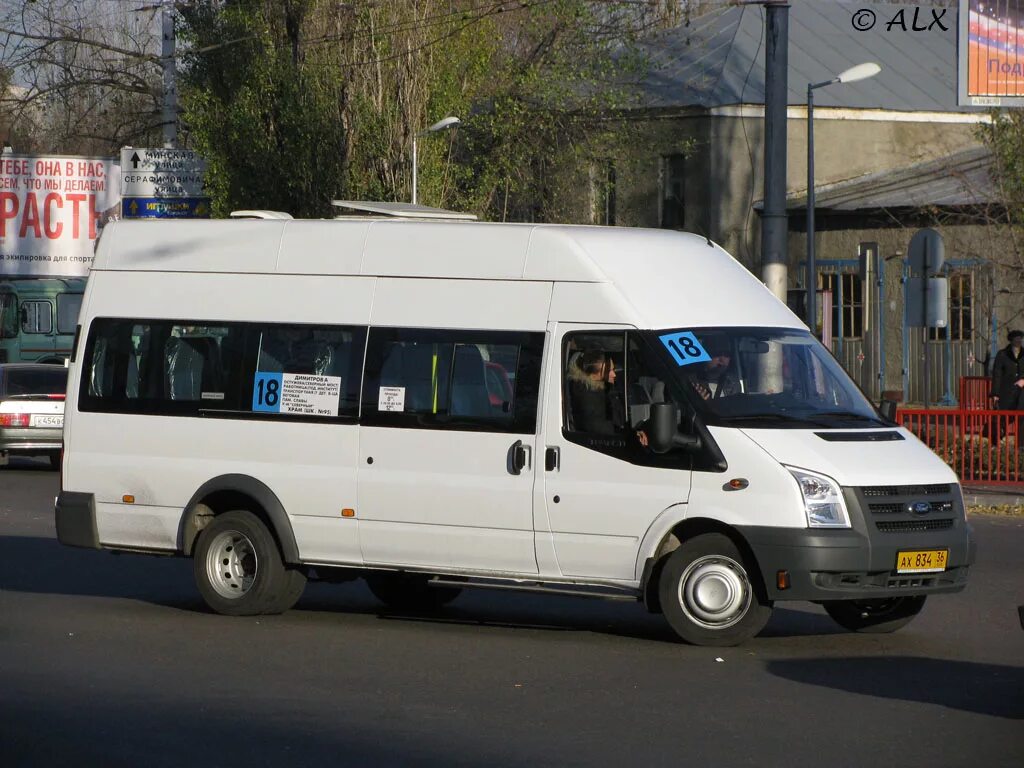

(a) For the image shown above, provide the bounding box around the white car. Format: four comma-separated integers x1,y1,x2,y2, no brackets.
0,363,67,469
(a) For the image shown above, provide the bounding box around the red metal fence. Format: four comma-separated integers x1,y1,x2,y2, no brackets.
897,407,1023,484
958,376,993,411
897,375,1024,484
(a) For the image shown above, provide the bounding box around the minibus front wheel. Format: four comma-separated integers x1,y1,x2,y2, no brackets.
659,533,772,646
193,510,306,616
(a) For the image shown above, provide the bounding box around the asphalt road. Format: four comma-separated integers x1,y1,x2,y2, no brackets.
2,457,1023,767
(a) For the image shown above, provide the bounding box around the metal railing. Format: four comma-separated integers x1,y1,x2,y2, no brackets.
958,375,992,410
897,379,1024,485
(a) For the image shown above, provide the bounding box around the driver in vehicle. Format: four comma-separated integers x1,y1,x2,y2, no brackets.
687,342,739,401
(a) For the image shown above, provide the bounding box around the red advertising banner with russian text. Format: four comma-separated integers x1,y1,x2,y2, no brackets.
965,0,1024,99
0,154,120,277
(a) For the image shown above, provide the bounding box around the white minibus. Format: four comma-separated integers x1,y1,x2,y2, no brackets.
55,207,974,646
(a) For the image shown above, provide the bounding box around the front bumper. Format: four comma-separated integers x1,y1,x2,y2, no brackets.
740,484,975,602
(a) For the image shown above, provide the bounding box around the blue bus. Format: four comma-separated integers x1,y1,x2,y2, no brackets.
0,277,86,363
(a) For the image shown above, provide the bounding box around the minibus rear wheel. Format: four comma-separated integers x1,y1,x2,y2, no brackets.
365,572,462,611
194,510,306,616
823,596,926,633
658,533,772,646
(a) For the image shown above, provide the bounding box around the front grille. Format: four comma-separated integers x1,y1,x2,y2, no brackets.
869,501,954,515
876,519,954,533
868,503,903,515
862,484,951,498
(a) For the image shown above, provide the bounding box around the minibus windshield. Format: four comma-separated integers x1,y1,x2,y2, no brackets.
648,327,885,428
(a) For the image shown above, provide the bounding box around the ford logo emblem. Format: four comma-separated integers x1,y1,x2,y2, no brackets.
909,501,932,515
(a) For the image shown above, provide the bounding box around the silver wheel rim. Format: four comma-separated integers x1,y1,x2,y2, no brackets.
677,555,752,630
205,529,258,600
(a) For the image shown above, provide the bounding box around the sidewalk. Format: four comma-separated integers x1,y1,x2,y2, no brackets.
962,484,1024,508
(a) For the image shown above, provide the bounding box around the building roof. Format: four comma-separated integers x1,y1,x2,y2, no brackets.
762,146,999,213
638,1,976,113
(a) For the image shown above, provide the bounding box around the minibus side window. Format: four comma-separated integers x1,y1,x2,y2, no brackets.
80,318,365,422
362,327,543,433
82,319,244,412
562,331,691,469
252,324,365,417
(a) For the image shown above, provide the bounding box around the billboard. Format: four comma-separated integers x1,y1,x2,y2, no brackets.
960,0,1024,106
0,154,120,277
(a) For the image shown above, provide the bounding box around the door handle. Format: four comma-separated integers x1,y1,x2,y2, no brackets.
509,440,531,475
545,446,560,472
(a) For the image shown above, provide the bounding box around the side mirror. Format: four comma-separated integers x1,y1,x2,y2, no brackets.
648,402,701,454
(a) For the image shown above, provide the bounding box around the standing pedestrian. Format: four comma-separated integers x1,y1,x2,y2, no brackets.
992,330,1024,410
990,329,1024,446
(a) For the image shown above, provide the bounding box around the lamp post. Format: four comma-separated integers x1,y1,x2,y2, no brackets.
806,62,880,334
412,116,460,205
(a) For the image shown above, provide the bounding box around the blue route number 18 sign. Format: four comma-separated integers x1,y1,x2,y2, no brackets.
252,372,283,412
658,331,711,367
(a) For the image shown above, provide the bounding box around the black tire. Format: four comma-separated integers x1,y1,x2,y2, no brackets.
48,453,61,471
658,533,772,646
366,572,461,611
823,596,927,634
193,510,306,616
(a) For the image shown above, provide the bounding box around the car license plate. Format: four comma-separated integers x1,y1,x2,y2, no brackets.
30,414,63,428
896,549,948,574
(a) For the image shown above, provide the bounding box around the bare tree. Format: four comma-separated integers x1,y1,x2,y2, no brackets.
0,0,163,154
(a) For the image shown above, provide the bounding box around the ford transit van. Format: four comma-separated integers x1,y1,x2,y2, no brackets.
54,208,974,646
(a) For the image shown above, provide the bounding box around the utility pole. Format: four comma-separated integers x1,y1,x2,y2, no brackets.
161,0,177,148
761,2,789,303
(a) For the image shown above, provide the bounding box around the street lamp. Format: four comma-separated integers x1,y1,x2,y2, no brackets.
412,116,461,205
806,62,881,334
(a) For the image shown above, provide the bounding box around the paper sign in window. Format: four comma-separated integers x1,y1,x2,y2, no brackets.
253,372,341,416
378,386,406,412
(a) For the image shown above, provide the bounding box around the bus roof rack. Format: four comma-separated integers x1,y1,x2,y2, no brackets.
331,200,477,221
229,210,294,220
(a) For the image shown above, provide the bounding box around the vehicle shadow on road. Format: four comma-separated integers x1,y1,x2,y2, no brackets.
766,656,1024,719
0,535,199,610
296,586,849,645
3,534,862,644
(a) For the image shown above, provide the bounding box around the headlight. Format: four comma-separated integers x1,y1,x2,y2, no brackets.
787,467,851,528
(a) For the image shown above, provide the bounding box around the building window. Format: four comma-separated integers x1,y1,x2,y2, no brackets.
660,154,685,230
929,271,973,341
818,272,863,340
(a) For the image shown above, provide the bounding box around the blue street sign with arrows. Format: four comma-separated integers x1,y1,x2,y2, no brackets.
122,197,210,219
